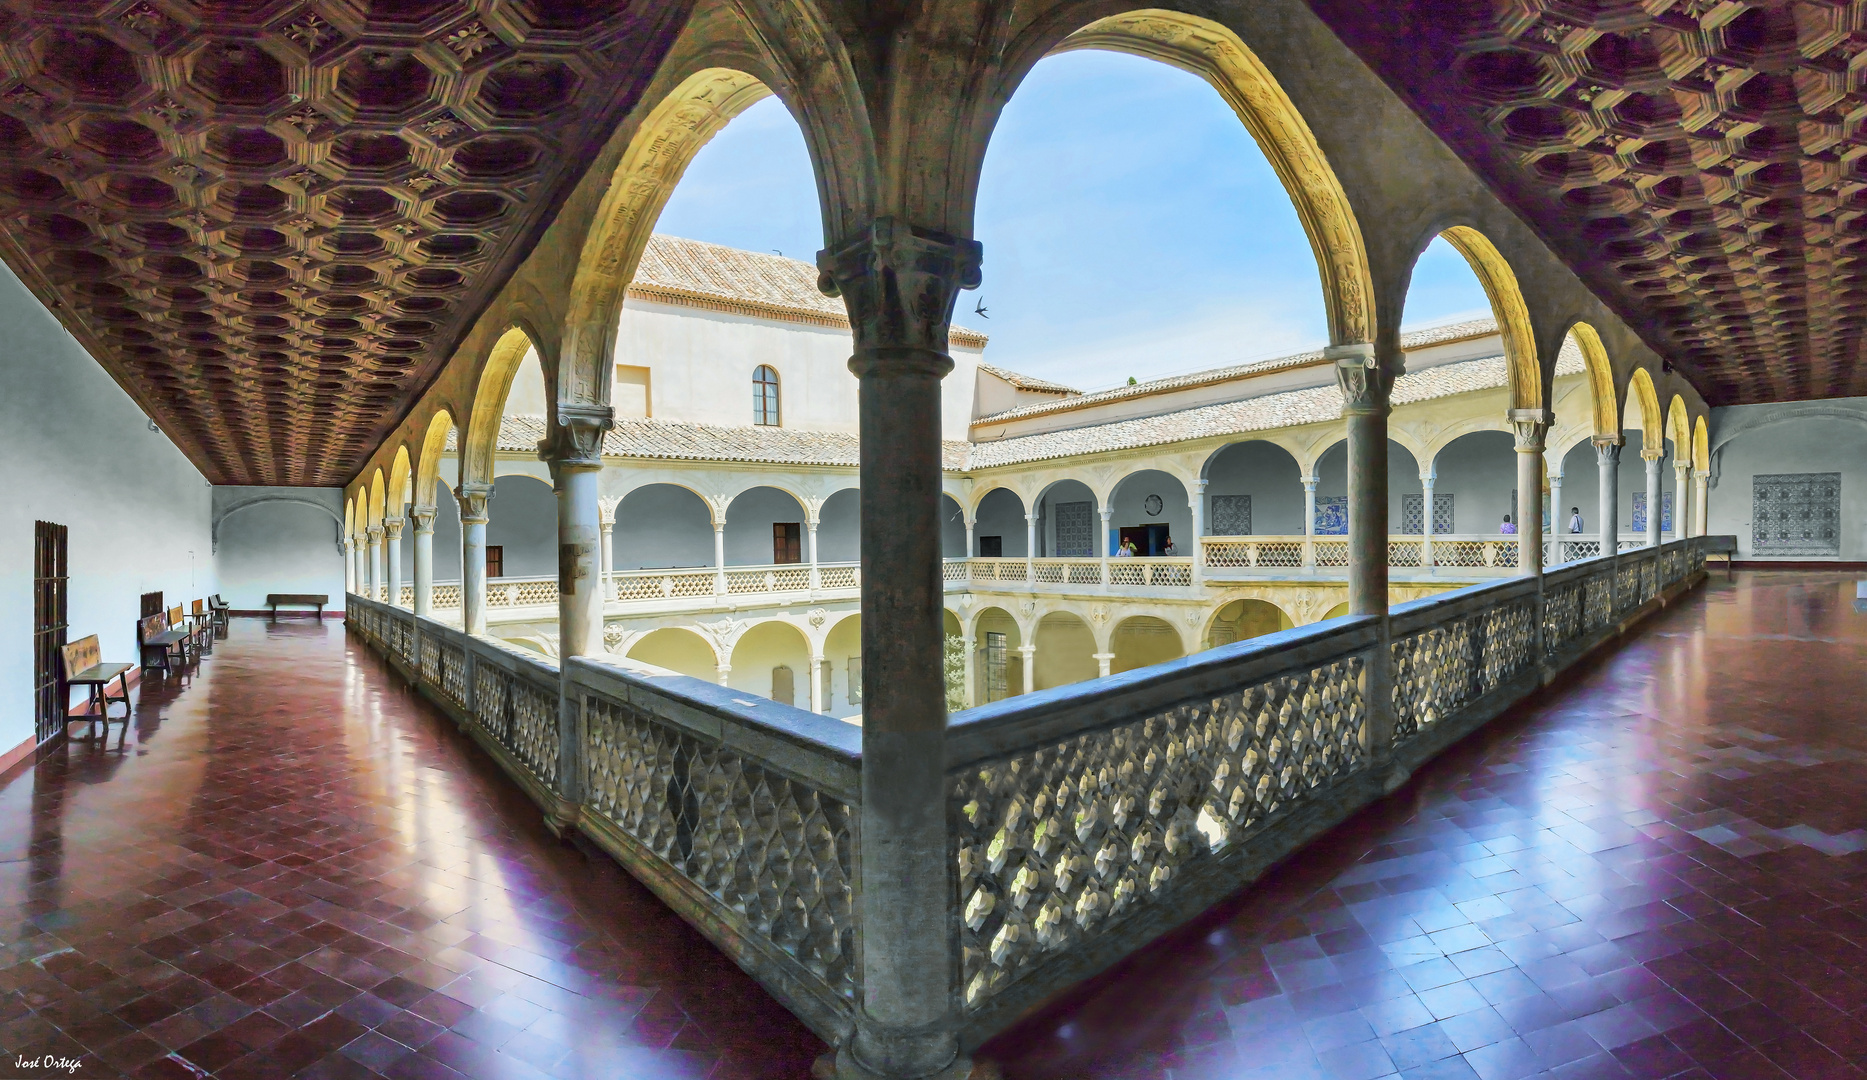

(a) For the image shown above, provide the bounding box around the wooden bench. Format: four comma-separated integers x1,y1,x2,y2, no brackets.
207,594,230,634
1704,534,1739,579
267,593,329,619
188,599,217,651
137,612,189,672
61,634,131,742
170,605,209,662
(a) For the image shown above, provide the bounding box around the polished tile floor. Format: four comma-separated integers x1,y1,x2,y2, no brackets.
0,618,822,1079
4,573,1862,1080
983,571,1867,1079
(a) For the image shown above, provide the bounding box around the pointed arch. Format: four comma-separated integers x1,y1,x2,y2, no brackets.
1052,10,1374,346
1693,416,1709,472
562,68,775,406
1666,395,1690,456
1626,367,1662,447
414,409,455,509
464,326,545,487
387,445,413,517
367,469,386,529
1564,322,1619,438
344,498,354,537
1438,226,1539,412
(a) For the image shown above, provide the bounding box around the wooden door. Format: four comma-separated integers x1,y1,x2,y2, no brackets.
33,521,68,745
773,523,801,564
485,546,504,579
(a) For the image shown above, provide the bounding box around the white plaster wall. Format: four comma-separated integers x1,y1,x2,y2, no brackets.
973,489,1027,556
615,301,984,441
815,489,861,563
1554,441,1598,535
613,484,714,570
1108,470,1192,553
0,260,215,750
728,621,811,705
822,614,862,718
1316,440,1425,530
1203,440,1305,535
1037,480,1098,557
431,481,462,579
212,490,343,609
725,486,808,565
486,475,557,576
1708,413,1867,559
941,495,967,558
1430,432,1516,533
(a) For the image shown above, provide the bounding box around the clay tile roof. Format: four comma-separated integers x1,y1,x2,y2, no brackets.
977,364,1080,395
974,317,1506,424
627,235,989,348
466,415,969,470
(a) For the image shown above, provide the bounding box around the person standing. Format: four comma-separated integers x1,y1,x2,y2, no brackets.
1568,506,1584,534
1500,515,1517,535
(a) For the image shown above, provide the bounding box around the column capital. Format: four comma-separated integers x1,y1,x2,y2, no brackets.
409,505,437,534
1328,342,1391,415
381,516,405,540
1025,512,1040,523
455,481,492,524
1508,409,1550,453
365,525,383,541
542,401,611,471
1301,475,1319,490
1640,447,1666,462
1694,469,1710,480
1591,433,1625,448
1420,468,1437,485
1595,439,1624,465
818,216,980,376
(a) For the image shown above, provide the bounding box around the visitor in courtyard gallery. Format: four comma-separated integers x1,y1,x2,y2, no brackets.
1570,506,1585,533
1500,515,1517,534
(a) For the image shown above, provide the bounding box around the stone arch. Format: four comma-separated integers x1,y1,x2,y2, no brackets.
1626,367,1663,447
344,497,354,538
1205,598,1293,648
967,483,1026,520
463,325,547,487
387,444,413,518
1108,469,1191,555
1667,395,1691,458
1033,610,1098,690
627,627,721,681
367,468,385,529
414,410,455,509
725,485,811,566
968,605,1025,701
1436,225,1540,412
971,486,1029,557
1109,615,1185,675
941,493,968,559
1693,416,1709,473
612,483,716,572
1034,10,1375,347
822,613,864,715
1563,322,1620,438
1032,478,1101,558
1322,601,1351,620
1201,439,1306,536
729,620,811,706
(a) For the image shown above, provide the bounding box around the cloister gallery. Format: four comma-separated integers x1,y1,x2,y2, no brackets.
3,2,1865,1080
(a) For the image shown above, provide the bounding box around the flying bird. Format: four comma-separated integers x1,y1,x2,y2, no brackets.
974,298,989,319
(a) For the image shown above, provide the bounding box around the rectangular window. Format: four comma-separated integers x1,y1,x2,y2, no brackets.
1210,494,1251,536
485,545,504,579
847,655,862,705
1401,493,1455,534
613,364,651,417
1053,500,1094,556
771,665,795,708
984,631,1007,703
773,522,802,564
977,535,1003,558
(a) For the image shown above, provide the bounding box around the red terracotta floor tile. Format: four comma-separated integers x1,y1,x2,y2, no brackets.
0,618,822,1078
981,572,1867,1078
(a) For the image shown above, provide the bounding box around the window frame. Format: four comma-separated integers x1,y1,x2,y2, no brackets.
753,364,781,426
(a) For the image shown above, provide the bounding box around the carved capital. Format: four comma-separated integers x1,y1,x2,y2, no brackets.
1594,439,1623,466
381,516,405,541
1640,447,1666,462
1508,409,1550,453
409,504,437,534
1328,343,1391,415
818,217,981,376
365,525,383,542
543,401,611,471
1591,433,1625,448
455,481,492,525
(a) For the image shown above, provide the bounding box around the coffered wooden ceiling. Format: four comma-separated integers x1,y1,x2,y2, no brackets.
0,0,686,485
1310,0,1867,406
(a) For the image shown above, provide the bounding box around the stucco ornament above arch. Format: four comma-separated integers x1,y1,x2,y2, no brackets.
1054,10,1374,347
1437,226,1540,413
563,68,773,405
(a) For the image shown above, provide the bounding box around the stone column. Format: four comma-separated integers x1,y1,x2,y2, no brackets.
715,662,731,687
1098,506,1112,589
598,504,615,606
411,505,436,617
810,654,825,713
456,483,492,636
547,404,610,660
366,526,383,602
383,517,405,607
808,513,821,591
1094,652,1114,679
1018,643,1036,697
1594,436,1622,556
1642,449,1663,548
818,216,980,1080
1025,512,1038,577
1333,344,1389,615
1674,461,1691,541
713,517,728,595
1189,480,1206,584
960,631,975,708
1511,411,1549,578
1693,470,1709,536
1420,468,1436,569
1548,467,1564,566
1301,475,1319,569
963,517,974,560
343,538,355,595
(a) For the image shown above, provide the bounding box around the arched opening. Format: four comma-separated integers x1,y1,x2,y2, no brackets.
1033,611,1097,690
971,607,1024,702
1206,599,1293,647
1565,323,1620,439
1202,440,1304,536
725,486,808,567
729,621,810,706
1435,227,1540,412
613,484,713,571
486,474,555,579
1401,235,1499,330
388,445,413,602
1110,615,1184,675
626,627,719,682
822,614,863,719
1321,601,1351,621
1033,480,1098,558
463,326,545,486
1314,439,1422,534
941,494,967,559
972,488,1027,558
1621,381,1672,538
1430,431,1517,536
1107,470,1189,556
816,488,861,563
430,478,462,582
1551,437,1600,541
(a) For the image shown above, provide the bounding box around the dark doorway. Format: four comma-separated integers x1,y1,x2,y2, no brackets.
33,521,68,746
141,591,163,618
978,535,1003,558
1119,524,1173,556
485,545,504,579
773,522,802,564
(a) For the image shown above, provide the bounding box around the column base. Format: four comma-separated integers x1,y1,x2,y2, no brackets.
542,798,581,840
812,1049,988,1080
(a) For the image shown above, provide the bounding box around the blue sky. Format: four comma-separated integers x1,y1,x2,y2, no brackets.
653,51,1492,393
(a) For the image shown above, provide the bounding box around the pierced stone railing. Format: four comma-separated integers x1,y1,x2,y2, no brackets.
347,536,1709,1059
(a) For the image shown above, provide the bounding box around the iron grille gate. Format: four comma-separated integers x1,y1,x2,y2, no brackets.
33,521,68,745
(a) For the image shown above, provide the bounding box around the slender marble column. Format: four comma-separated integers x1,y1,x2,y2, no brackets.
456,483,492,636
549,404,609,661
1018,643,1036,697
810,654,824,713
343,539,355,595
1301,475,1319,569
715,662,731,687
963,519,974,560
366,526,383,602
1333,344,1389,615
1674,461,1691,541
712,520,727,595
1595,436,1622,555
1693,470,1710,536
1025,512,1038,578
1643,450,1664,548
818,217,979,1080
1098,506,1112,589
410,506,436,616
1094,652,1114,679
1189,480,1206,584
808,514,821,591
1548,469,1564,566
383,517,405,607
1512,412,1549,578
598,514,614,605
1420,469,1437,569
